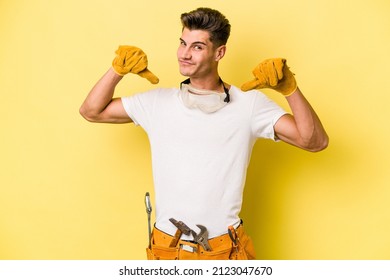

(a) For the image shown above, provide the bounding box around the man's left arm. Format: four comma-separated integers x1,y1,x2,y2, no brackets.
241,58,328,152
274,88,329,152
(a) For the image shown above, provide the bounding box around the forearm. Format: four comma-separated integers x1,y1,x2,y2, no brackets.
285,88,329,151
79,68,123,121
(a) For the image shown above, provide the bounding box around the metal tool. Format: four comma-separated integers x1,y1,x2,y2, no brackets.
228,225,239,253
192,224,212,251
145,192,152,248
169,219,212,251
169,218,192,247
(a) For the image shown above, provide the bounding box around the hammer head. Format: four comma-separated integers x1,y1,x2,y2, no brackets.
169,218,192,235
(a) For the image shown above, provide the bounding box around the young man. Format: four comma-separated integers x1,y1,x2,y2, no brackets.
80,8,328,260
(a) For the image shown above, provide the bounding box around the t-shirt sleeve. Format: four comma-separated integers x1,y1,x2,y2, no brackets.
251,91,287,141
121,89,160,132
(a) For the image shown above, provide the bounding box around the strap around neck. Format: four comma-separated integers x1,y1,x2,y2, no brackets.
180,77,230,103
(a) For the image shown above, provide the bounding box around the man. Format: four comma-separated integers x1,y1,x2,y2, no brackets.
80,7,328,260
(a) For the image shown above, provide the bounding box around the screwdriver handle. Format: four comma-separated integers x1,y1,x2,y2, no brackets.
145,192,152,214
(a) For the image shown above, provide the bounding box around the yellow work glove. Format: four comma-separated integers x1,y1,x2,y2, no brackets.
241,58,297,96
112,45,159,84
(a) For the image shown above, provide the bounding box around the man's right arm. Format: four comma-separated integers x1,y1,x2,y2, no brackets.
79,68,132,123
79,45,159,124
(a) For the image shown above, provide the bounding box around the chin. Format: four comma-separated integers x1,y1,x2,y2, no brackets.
178,64,195,76
179,69,192,77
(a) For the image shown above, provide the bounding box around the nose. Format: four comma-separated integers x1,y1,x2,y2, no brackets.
178,46,191,60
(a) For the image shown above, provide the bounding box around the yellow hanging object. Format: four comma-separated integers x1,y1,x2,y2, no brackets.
112,45,159,84
241,58,297,96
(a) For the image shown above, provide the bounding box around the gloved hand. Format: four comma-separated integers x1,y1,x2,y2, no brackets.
112,45,159,84
241,58,297,96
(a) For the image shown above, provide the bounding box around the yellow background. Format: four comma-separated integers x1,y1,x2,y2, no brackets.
1,0,389,259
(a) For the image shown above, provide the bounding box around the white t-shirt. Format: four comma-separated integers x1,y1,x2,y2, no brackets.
121,85,286,238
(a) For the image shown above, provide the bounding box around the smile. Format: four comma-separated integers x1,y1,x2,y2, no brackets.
179,60,194,66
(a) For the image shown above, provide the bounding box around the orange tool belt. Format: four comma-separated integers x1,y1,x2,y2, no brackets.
146,223,256,260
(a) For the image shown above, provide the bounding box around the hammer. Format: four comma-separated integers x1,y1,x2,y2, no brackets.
169,218,192,247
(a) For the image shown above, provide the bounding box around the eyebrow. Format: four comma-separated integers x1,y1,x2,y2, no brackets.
180,38,207,46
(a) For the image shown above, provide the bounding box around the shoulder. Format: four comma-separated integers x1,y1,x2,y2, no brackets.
229,85,272,105
229,85,286,117
122,87,178,102
134,87,178,97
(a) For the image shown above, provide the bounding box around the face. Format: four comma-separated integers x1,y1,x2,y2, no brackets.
177,28,225,79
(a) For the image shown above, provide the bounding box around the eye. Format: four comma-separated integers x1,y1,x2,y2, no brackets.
193,45,203,50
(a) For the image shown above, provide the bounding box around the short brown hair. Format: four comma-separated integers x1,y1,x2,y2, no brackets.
180,7,231,47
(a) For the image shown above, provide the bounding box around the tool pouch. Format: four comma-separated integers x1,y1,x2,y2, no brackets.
146,228,179,260
228,225,256,260
146,245,179,260
146,225,256,260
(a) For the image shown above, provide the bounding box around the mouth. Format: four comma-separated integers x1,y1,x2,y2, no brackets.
178,60,193,66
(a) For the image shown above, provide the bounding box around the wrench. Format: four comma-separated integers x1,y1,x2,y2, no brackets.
192,225,212,251
170,220,212,251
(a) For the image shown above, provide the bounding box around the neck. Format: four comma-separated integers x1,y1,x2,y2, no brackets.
189,75,223,92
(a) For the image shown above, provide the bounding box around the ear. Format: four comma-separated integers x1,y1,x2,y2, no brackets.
215,45,226,61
